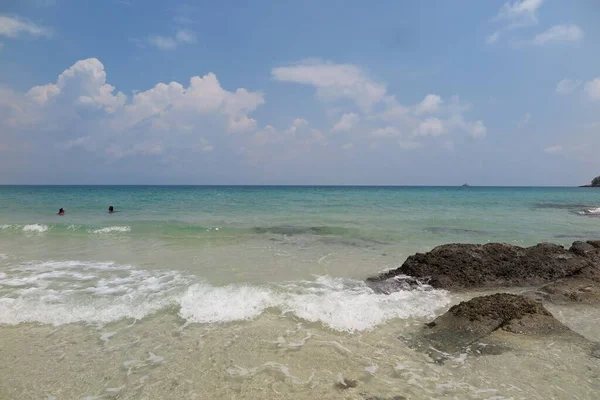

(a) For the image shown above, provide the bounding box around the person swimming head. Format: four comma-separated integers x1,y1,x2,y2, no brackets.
108,206,114,213
58,208,65,215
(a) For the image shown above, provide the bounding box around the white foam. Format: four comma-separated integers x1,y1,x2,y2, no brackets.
586,207,600,215
0,260,190,326
179,283,275,323
179,276,449,332
22,224,49,233
0,260,449,331
92,226,131,234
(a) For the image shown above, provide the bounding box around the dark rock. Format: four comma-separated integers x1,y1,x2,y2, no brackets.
420,293,575,353
593,345,600,359
367,241,600,290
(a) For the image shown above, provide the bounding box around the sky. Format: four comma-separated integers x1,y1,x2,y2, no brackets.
0,0,599,185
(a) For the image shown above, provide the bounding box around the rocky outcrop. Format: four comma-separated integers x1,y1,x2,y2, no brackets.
367,241,600,291
580,175,600,187
409,293,599,363
418,293,586,355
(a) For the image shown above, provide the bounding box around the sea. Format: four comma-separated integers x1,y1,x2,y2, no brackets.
1,186,599,399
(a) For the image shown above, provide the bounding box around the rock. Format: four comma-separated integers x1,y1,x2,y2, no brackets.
580,175,600,187
539,278,600,304
367,241,600,291
420,294,576,353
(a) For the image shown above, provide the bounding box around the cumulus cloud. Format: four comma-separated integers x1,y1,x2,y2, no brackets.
0,14,52,38
332,113,359,132
585,78,600,101
469,120,487,138
148,29,196,50
27,58,126,112
0,58,264,163
556,79,582,94
272,61,387,111
415,118,445,137
0,57,488,182
530,24,583,46
414,94,443,115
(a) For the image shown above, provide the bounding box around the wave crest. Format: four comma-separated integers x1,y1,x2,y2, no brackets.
0,261,449,331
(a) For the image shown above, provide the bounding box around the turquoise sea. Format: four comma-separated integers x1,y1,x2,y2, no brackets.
1,186,599,399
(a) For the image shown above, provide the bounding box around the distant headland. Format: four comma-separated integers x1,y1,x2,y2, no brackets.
580,176,600,187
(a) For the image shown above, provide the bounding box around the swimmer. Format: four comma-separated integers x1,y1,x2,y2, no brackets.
57,208,65,216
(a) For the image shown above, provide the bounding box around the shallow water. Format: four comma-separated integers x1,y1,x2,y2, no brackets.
1,186,600,399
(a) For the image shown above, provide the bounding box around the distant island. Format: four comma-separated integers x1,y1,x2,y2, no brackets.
580,176,600,187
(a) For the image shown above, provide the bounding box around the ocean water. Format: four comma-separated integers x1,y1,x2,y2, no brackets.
1,186,599,399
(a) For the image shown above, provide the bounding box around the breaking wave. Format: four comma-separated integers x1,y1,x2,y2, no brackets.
0,260,449,332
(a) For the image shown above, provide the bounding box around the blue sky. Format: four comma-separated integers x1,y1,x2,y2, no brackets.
1,0,599,185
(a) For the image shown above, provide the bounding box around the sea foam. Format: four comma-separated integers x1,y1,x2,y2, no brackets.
179,276,449,332
0,261,449,331
22,224,49,233
92,226,131,234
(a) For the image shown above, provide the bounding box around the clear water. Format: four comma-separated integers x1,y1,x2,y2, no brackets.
1,186,599,399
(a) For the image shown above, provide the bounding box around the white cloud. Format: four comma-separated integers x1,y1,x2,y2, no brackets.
342,143,353,150
488,0,544,44
585,78,600,101
283,118,308,136
27,58,126,113
175,30,196,44
469,120,487,138
556,79,582,94
0,58,264,163
530,24,583,46
494,0,544,26
544,145,563,154
148,36,177,50
371,127,401,138
414,94,443,115
517,112,531,128
0,14,52,38
148,30,196,50
415,117,445,137
486,32,500,45
272,61,387,111
114,72,264,133
332,113,359,132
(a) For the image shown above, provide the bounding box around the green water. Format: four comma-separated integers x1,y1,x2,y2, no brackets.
1,186,599,399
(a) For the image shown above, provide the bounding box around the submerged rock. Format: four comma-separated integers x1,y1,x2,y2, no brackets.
419,293,580,354
367,240,600,291
538,278,600,304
